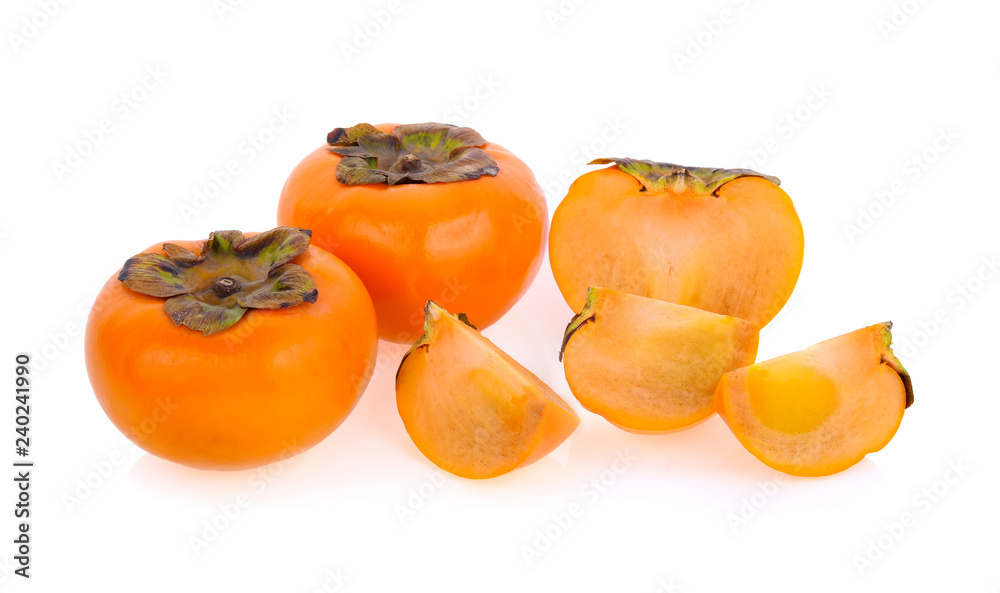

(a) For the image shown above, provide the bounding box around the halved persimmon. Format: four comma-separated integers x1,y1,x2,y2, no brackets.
278,123,547,343
549,158,804,327
716,323,913,477
396,302,579,479
561,287,759,432
85,228,378,470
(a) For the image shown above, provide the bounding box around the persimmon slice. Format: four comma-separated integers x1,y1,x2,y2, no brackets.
716,323,914,477
396,302,580,479
561,288,759,433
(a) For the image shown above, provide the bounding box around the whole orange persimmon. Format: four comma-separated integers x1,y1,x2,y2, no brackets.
277,123,547,343
84,227,378,470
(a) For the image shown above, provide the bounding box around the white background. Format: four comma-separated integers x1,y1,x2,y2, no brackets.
2,0,998,591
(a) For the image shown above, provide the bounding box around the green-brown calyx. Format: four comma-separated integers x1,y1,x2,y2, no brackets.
327,123,499,186
590,157,781,195
395,301,477,383
559,287,604,362
879,321,914,408
117,227,318,336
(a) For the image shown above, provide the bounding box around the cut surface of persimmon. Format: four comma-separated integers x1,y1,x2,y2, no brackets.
396,302,579,479
560,288,759,433
549,158,804,327
716,323,914,477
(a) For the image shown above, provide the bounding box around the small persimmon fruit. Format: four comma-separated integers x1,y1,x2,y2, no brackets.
396,302,579,479
84,227,378,470
278,123,547,343
549,158,804,327
716,323,913,477
560,287,759,433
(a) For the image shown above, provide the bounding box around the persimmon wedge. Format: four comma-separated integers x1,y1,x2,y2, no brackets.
716,323,914,477
549,159,803,327
561,288,759,433
396,302,579,479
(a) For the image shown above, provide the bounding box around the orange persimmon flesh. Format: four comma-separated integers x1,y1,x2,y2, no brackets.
396,302,579,479
550,167,803,327
716,323,913,477
561,288,759,433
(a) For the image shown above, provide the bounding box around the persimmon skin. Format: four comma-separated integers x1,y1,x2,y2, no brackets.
549,167,804,327
277,124,547,343
85,241,378,470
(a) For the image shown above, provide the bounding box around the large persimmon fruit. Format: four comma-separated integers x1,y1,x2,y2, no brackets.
716,323,914,477
85,227,378,470
560,287,759,433
396,302,579,479
549,158,804,327
278,123,547,343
